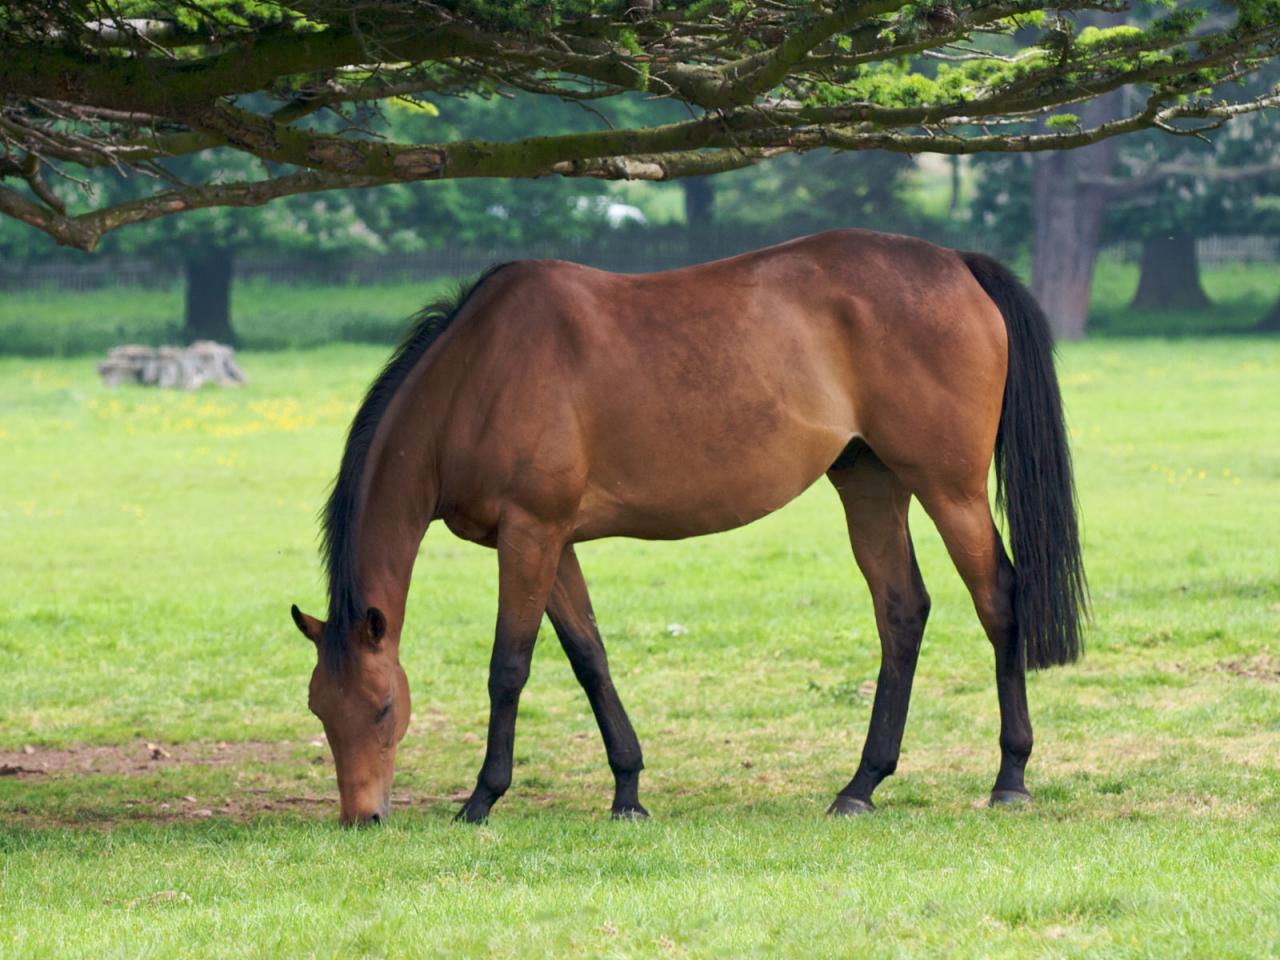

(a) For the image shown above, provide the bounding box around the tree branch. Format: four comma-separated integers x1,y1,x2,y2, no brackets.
2,0,1278,249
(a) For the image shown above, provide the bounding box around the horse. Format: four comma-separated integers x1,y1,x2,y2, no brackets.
289,229,1087,826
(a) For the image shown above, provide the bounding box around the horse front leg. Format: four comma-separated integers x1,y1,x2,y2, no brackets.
546,545,648,819
456,518,565,823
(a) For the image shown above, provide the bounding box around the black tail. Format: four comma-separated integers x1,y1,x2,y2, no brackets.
962,252,1088,670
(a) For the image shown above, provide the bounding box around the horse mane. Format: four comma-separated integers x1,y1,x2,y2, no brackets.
319,263,511,671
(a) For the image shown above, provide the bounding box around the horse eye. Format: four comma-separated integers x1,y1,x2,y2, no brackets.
374,700,392,723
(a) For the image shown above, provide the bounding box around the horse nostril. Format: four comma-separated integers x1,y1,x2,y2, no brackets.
365,812,383,826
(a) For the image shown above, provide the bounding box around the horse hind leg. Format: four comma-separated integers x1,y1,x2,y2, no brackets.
826,448,931,815
545,545,648,819
915,484,1032,805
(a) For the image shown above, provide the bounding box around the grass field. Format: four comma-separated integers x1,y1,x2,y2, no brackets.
0,278,457,356
1,257,1275,355
1,336,1278,958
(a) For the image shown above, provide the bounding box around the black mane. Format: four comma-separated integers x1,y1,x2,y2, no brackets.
319,264,510,671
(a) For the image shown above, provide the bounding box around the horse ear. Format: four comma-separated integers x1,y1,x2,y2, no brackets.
366,607,387,644
291,604,324,644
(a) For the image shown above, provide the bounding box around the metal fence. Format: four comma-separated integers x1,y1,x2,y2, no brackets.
2,232,1275,292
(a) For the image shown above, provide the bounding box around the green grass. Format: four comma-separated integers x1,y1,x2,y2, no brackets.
2,258,1276,356
1,339,1278,957
0,278,455,356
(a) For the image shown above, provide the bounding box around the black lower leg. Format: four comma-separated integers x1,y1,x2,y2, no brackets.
596,689,646,818
458,528,562,824
988,552,1033,803
553,624,647,817
832,583,929,814
991,630,1033,801
547,546,647,819
833,640,922,810
457,647,532,823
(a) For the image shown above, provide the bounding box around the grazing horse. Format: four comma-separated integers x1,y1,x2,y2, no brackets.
289,229,1086,826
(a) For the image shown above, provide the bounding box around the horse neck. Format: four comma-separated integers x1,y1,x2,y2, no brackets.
353,414,439,636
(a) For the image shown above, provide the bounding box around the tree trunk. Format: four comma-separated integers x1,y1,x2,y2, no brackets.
1029,15,1125,341
1258,297,1280,332
683,176,714,229
1128,234,1211,310
183,248,236,344
1030,133,1118,340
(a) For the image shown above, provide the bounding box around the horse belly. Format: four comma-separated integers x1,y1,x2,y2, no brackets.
573,393,852,541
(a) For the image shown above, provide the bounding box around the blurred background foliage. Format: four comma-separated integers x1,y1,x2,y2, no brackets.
2,85,1277,353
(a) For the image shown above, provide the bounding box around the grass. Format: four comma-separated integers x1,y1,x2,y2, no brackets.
0,278,456,356
1,337,1278,957
2,258,1276,356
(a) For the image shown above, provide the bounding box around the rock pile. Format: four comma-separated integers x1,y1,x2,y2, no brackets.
96,341,248,389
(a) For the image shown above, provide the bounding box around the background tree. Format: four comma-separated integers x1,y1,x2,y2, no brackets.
1102,85,1280,315
702,149,917,235
682,177,716,231
973,89,1280,334
0,150,390,342
1027,12,1127,338
340,94,629,251
102,153,390,343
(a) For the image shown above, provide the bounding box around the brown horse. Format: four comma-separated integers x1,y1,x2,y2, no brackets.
290,229,1086,826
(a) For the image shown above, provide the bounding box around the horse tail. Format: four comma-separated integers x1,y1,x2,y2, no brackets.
961,252,1088,670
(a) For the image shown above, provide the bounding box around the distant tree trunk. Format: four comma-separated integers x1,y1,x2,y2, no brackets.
1029,15,1124,341
683,176,714,229
183,248,235,344
1129,234,1210,310
1030,130,1119,340
1247,227,1280,331
949,155,961,214
1258,297,1280,332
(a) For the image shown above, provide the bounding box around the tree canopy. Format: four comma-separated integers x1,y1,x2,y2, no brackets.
2,0,1278,251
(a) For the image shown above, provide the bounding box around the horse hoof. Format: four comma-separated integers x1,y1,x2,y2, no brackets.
611,804,650,821
827,795,875,817
989,789,1033,807
454,799,491,824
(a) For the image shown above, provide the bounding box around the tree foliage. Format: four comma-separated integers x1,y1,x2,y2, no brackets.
1,0,1278,250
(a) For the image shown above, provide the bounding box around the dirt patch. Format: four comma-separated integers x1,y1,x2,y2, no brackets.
0,738,479,828
1218,653,1280,682
3,787,469,829
0,738,311,779
1214,731,1280,767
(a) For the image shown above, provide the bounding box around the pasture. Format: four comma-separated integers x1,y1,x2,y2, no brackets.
1,336,1277,957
